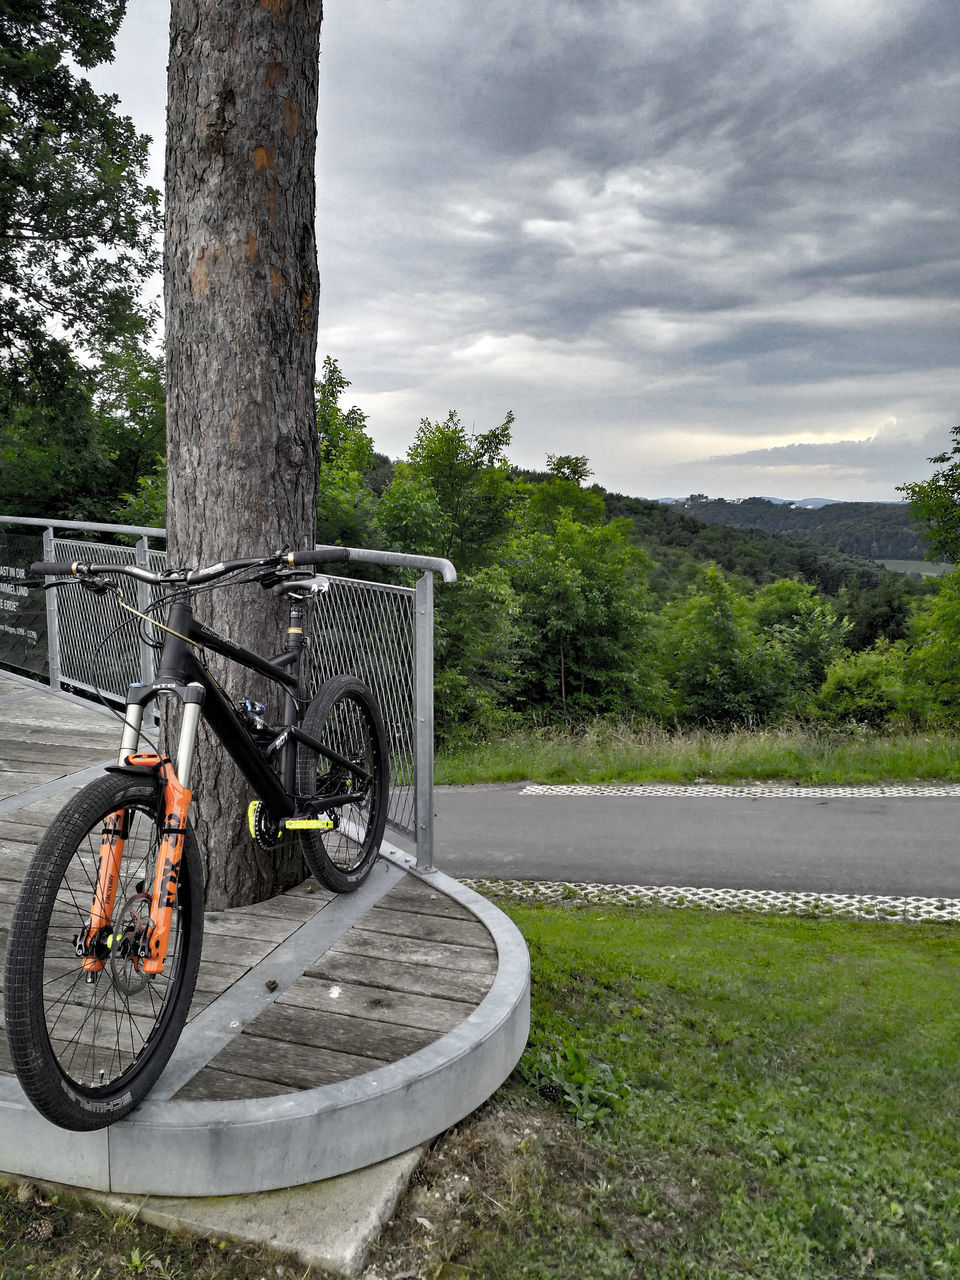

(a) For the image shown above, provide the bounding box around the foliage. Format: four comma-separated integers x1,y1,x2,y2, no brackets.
751,579,850,690
659,565,785,726
897,424,960,563
509,516,661,720
518,1040,630,1129
433,564,521,741
113,466,166,528
904,568,960,726
377,462,451,558
0,340,101,517
836,574,918,650
91,342,165,498
520,468,605,533
314,356,380,547
814,641,908,729
404,410,520,567
0,336,166,522
606,490,888,596
0,0,160,376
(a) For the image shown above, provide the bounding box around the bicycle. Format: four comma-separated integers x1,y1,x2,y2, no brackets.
3,544,442,1131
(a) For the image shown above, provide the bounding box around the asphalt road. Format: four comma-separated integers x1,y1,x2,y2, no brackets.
429,785,960,897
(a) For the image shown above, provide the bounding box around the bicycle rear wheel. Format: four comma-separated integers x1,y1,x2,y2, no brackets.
3,773,203,1130
296,675,388,892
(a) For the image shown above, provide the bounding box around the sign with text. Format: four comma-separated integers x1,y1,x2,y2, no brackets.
0,530,48,678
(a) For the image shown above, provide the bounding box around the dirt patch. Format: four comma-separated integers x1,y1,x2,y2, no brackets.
361,1094,590,1280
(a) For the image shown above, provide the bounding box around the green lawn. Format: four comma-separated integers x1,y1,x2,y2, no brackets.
373,901,960,1279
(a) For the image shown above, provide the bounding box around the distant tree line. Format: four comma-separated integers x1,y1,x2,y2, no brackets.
671,495,933,562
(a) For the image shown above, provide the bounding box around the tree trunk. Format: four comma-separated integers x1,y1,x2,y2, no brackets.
165,0,321,907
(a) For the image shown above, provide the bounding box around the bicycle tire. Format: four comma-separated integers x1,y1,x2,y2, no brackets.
3,773,203,1131
296,675,388,893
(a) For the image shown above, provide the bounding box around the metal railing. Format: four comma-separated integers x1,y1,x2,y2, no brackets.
0,515,453,870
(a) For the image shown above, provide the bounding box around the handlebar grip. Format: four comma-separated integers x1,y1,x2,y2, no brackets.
286,547,351,567
30,561,76,577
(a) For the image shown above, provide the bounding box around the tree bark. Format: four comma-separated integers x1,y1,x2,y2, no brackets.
165,0,321,907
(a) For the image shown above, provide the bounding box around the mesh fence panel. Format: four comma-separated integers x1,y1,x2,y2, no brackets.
52,539,155,699
304,577,417,838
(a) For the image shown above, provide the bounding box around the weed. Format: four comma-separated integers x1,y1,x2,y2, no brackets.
518,1042,631,1129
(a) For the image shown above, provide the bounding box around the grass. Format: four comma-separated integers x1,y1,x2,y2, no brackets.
0,1182,311,1280
4,903,960,1278
435,723,960,786
372,901,960,1279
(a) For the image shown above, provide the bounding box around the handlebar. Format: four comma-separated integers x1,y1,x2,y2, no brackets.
30,544,458,587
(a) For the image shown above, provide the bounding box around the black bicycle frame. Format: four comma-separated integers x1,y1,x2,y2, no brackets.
116,591,371,820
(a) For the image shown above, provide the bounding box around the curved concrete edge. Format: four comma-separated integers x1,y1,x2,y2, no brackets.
0,850,530,1197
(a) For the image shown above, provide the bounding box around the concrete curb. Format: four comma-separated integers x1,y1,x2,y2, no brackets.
0,846,530,1199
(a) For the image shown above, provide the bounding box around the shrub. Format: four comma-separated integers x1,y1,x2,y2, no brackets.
814,641,906,728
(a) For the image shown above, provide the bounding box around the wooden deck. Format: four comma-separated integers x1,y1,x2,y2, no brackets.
0,671,528,1194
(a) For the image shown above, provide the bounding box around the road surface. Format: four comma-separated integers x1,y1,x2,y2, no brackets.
428,784,960,897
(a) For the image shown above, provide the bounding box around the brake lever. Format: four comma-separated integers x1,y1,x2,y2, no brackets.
270,574,329,597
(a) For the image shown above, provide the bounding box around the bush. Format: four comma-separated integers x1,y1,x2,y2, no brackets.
814,641,907,728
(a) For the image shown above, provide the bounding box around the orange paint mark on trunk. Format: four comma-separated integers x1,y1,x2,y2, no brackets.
190,249,210,296
282,96,300,137
253,145,276,171
260,0,286,15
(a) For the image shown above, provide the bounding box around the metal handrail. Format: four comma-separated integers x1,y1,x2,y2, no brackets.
0,514,165,539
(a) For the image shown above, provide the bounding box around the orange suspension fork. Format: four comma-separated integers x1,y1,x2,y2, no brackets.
124,753,192,976
82,810,128,973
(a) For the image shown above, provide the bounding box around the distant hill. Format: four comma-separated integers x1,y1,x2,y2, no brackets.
667,496,932,561
602,492,889,597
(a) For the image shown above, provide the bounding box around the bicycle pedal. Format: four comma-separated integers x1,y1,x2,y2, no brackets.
284,817,334,830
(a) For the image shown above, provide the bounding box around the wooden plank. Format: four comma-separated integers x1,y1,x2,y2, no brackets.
173,1066,300,1101
277,974,474,1033
378,877,478,920
0,771,61,795
196,933,277,966
203,910,305,946
201,1031,380,1090
0,743,113,767
359,905,492,949
193,958,250,995
4,797,82,825
243,1001,433,1061
1,725,115,751
333,926,497,976
245,892,332,922
307,951,494,1004
0,819,48,842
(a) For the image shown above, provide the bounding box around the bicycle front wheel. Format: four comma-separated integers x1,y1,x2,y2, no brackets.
296,675,388,892
3,773,203,1130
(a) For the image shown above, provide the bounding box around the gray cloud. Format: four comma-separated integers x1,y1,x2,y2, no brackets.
97,0,960,500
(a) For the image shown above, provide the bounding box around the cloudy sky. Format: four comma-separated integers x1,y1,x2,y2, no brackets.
93,0,960,502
